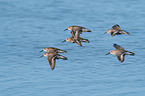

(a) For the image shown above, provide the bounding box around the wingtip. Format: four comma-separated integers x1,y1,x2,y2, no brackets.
106,52,110,55
60,50,67,53
63,57,68,60
64,29,68,31
103,32,107,34
77,43,82,47
51,67,55,70
75,40,82,47
64,51,67,53
87,40,90,43
127,32,130,35
120,61,124,63
119,59,124,63
131,53,135,56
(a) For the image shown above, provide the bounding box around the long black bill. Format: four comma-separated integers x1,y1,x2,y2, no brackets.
64,29,68,31
40,50,43,52
103,32,107,34
40,55,44,58
62,40,66,43
106,52,110,55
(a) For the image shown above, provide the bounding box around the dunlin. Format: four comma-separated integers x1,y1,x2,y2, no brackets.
104,24,130,37
63,26,91,46
40,52,67,70
40,47,67,53
106,44,135,62
62,37,82,46
64,25,91,32
64,25,91,38
62,36,89,46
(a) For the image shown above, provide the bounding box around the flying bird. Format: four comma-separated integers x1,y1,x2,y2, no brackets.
40,47,67,53
64,25,91,37
104,24,130,37
63,26,91,46
106,44,135,62
40,53,67,70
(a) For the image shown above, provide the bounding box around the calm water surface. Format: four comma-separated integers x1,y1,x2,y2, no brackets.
0,0,145,96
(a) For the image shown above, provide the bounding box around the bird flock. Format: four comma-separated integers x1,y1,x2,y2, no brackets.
40,24,135,70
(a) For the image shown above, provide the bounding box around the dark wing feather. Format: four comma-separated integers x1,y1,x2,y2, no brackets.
56,54,67,60
113,44,124,50
48,56,56,70
117,53,125,62
121,30,130,35
125,51,135,55
75,39,82,46
112,24,121,30
111,31,119,36
111,31,114,36
80,38,89,43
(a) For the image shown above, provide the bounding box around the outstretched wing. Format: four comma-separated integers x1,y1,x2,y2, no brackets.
74,30,81,39
117,53,125,63
56,54,67,60
71,30,83,46
111,31,119,36
112,24,121,30
78,26,91,32
80,38,90,43
113,44,124,50
56,49,67,53
75,39,82,46
125,51,135,55
121,30,130,35
48,56,56,70
49,47,67,53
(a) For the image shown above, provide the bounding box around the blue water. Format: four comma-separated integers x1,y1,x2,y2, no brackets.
0,0,145,96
